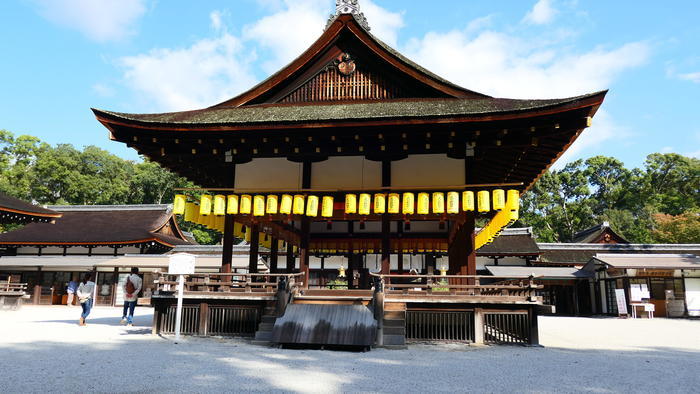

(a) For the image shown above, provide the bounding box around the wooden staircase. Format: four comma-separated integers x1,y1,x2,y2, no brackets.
380,302,406,348
252,302,278,345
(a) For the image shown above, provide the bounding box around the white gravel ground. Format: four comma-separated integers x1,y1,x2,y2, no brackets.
1,306,699,393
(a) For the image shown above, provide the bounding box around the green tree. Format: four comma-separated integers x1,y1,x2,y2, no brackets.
641,153,700,215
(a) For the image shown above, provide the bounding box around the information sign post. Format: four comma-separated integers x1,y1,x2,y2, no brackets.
168,253,196,342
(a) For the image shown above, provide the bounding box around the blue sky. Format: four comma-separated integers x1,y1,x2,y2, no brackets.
1,0,698,168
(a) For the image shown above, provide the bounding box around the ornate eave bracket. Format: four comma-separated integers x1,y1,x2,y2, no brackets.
326,0,371,31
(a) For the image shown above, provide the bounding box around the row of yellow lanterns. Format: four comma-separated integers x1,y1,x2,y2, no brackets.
173,189,520,218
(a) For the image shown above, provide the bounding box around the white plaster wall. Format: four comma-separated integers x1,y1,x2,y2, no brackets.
235,158,302,190
311,156,381,189
391,154,464,187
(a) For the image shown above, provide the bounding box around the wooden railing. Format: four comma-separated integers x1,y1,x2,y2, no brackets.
370,273,543,301
154,273,304,295
0,281,27,295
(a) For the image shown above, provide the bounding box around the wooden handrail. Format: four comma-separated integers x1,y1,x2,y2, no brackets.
369,273,542,279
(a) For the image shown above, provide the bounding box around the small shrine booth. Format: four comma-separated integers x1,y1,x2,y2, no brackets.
93,3,606,347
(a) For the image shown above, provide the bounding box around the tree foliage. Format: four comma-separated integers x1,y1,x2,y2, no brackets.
519,154,700,243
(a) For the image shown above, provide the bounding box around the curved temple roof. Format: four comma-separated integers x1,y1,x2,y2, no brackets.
0,193,62,224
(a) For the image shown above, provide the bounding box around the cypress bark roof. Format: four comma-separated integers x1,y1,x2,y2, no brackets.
94,93,603,128
0,205,190,247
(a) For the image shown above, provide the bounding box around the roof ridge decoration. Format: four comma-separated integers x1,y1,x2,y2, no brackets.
327,0,370,31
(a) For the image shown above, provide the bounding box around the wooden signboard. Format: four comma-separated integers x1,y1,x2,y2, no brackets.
615,289,628,317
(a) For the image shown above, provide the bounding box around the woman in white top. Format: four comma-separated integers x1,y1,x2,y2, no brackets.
77,273,95,326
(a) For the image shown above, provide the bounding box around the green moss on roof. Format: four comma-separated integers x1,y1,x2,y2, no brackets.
95,92,604,126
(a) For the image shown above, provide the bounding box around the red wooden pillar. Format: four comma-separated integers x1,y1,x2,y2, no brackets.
285,243,294,273
269,237,279,273
248,223,260,274
299,161,312,288
221,215,235,273
380,160,391,274
221,165,236,273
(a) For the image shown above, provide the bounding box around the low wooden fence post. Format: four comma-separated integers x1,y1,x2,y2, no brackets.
473,308,484,344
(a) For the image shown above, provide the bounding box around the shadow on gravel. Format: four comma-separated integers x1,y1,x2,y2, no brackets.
1,335,699,393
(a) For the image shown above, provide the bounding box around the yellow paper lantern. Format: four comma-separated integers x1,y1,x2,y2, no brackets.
226,195,239,215
402,192,415,215
446,192,459,214
173,194,186,215
253,195,266,216
417,192,430,215
432,192,445,214
306,195,319,216
199,195,212,216
492,189,505,211
240,194,252,214
280,194,293,215
213,195,226,216
293,195,305,215
374,194,386,214
345,194,357,214
266,195,278,214
462,191,475,212
321,196,334,218
358,193,371,215
387,193,400,214
507,190,520,210
477,191,490,213
184,202,197,222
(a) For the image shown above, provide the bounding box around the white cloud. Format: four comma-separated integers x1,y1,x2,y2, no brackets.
361,0,404,47
32,0,147,42
243,0,330,73
677,71,700,83
403,30,649,99
523,0,557,25
92,83,115,97
120,33,258,111
210,10,225,31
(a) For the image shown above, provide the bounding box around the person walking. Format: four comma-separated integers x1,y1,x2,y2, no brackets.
77,274,95,326
66,279,78,306
120,267,142,327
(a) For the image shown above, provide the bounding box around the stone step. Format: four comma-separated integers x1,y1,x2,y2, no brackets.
384,310,405,319
382,334,406,346
258,322,275,332
260,315,276,324
383,318,405,328
383,325,405,336
254,330,273,341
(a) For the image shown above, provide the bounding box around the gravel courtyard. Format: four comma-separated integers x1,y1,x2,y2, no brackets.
1,306,699,393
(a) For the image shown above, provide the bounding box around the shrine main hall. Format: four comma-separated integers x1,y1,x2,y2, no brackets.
91,1,607,348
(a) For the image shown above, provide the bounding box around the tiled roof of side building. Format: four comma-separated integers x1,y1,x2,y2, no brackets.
538,243,700,263
0,204,191,247
0,192,62,223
